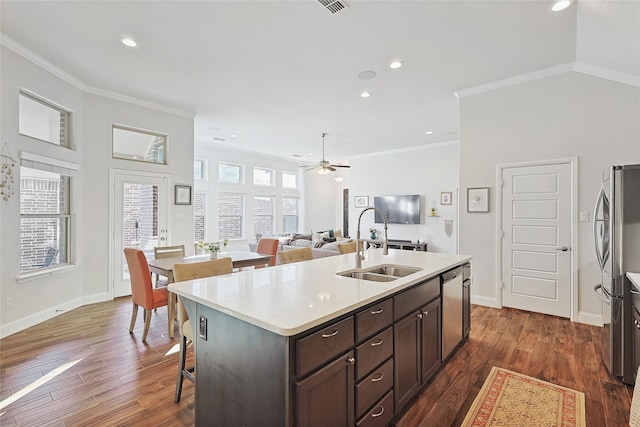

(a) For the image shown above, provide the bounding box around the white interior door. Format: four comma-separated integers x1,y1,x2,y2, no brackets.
110,171,169,298
500,162,573,318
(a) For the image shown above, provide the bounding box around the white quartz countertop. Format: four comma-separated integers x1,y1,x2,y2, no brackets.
628,272,640,291
168,249,471,336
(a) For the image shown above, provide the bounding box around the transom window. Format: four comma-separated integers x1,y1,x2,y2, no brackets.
282,172,298,189
194,159,206,180
219,163,243,184
19,91,69,147
254,167,274,186
112,125,166,164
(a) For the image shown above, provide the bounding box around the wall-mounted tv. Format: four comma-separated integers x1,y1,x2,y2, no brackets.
374,194,421,224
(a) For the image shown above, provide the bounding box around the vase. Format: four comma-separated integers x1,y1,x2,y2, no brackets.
370,233,376,240
210,252,218,259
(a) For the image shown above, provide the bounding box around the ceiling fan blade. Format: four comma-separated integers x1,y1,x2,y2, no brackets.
303,165,319,171
331,164,350,168
328,166,336,171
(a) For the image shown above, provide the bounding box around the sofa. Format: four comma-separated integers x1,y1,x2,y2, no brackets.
248,231,352,262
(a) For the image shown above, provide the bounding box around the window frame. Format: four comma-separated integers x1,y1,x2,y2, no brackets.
253,195,275,236
282,171,299,189
18,152,78,278
218,162,244,184
253,167,275,187
194,159,207,180
218,192,244,240
18,90,70,147
282,196,300,234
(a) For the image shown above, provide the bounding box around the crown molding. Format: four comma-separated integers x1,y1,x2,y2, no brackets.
1,33,195,119
573,62,640,88
349,140,459,161
195,139,307,166
455,63,575,98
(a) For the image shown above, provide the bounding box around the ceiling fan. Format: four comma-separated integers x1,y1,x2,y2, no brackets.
304,133,350,175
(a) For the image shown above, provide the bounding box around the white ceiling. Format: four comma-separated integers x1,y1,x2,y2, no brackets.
1,1,638,165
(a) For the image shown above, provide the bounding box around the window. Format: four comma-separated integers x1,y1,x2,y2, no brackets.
282,172,298,189
254,196,274,236
112,125,166,164
254,167,274,186
19,91,69,146
194,159,206,180
218,193,243,239
283,197,299,233
19,154,78,272
219,162,243,184
194,192,206,242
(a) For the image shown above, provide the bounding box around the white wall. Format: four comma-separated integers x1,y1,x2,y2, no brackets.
0,45,194,337
302,169,349,235
348,142,459,253
459,71,640,324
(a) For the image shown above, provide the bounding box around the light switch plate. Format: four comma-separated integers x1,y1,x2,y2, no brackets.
580,211,589,222
199,315,207,340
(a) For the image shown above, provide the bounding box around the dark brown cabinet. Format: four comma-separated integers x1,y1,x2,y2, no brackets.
296,351,355,427
393,298,441,410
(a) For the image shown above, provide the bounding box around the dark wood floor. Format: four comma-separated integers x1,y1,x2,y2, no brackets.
0,298,632,426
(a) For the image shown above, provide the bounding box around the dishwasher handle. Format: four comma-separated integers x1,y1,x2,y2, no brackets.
442,266,463,282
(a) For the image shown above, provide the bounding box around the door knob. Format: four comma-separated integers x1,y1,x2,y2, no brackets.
556,246,569,252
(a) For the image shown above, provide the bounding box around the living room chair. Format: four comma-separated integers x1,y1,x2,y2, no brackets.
337,241,357,254
123,248,171,342
173,257,234,403
153,245,186,286
255,238,279,268
278,247,313,264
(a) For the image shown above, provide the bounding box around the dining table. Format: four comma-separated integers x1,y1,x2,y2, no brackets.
148,250,274,337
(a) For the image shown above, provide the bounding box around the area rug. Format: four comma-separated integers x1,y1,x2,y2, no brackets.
461,366,585,427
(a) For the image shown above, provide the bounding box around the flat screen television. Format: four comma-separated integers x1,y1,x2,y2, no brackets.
374,194,421,224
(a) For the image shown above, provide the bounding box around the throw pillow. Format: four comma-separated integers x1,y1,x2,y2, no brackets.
312,231,330,247
318,229,335,238
292,239,312,248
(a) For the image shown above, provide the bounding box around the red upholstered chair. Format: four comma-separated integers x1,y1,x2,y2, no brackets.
124,248,171,342
255,238,279,268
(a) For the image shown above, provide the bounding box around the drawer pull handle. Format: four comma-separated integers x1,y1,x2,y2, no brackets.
370,308,384,315
370,338,384,347
321,329,339,338
417,313,423,319
635,320,640,330
371,372,384,382
347,356,356,365
371,406,385,418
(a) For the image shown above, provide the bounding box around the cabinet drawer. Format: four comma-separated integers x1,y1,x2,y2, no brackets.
356,357,393,418
297,316,355,377
356,299,393,342
356,327,393,380
356,390,394,427
394,277,440,321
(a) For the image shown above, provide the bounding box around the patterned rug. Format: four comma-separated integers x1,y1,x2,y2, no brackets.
461,366,586,427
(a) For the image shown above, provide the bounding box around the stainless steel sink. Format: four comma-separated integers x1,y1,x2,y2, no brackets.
337,264,423,282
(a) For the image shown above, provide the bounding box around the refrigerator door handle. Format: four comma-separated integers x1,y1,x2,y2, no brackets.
593,187,607,270
593,284,611,304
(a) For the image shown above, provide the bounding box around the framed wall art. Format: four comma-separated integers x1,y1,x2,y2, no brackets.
467,187,489,212
354,195,369,208
175,184,192,205
440,192,452,205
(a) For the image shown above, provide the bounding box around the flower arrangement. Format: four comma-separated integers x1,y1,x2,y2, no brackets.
369,227,377,233
208,242,220,253
197,240,207,255
222,239,228,249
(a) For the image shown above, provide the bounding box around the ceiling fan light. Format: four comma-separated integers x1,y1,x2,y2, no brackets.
317,168,331,175
334,176,344,183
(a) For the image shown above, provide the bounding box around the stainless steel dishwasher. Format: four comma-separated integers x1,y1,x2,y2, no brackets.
442,266,463,360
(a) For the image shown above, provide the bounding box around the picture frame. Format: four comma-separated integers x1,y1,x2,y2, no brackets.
354,195,369,208
175,184,192,205
467,187,489,212
440,192,452,205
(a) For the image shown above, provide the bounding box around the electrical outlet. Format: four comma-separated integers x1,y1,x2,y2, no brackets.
6,296,14,309
580,211,589,222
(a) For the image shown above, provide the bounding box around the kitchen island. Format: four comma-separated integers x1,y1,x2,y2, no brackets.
169,249,471,426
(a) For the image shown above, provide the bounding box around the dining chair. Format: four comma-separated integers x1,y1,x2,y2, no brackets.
123,248,171,342
278,247,313,264
172,257,234,403
337,241,357,254
153,245,186,286
254,238,279,268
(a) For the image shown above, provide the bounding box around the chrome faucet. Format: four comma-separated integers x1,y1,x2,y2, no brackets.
355,206,388,269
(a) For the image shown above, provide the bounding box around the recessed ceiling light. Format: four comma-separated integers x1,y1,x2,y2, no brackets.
360,91,371,98
426,131,434,135
357,70,377,80
390,60,403,69
229,134,237,138
550,0,572,12
121,38,137,47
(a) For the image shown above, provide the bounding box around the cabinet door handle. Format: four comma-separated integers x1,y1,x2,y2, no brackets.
346,356,356,365
417,313,423,319
635,320,640,330
370,308,384,315
423,310,428,316
371,406,385,418
321,329,339,338
371,372,384,382
370,338,384,347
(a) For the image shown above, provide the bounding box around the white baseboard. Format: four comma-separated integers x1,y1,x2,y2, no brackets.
577,311,603,327
0,292,112,339
470,294,501,308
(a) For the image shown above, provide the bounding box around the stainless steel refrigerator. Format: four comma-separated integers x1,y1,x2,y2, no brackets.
593,164,640,384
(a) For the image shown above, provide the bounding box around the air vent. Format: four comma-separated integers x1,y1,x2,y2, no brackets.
213,137,226,142
317,0,348,14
